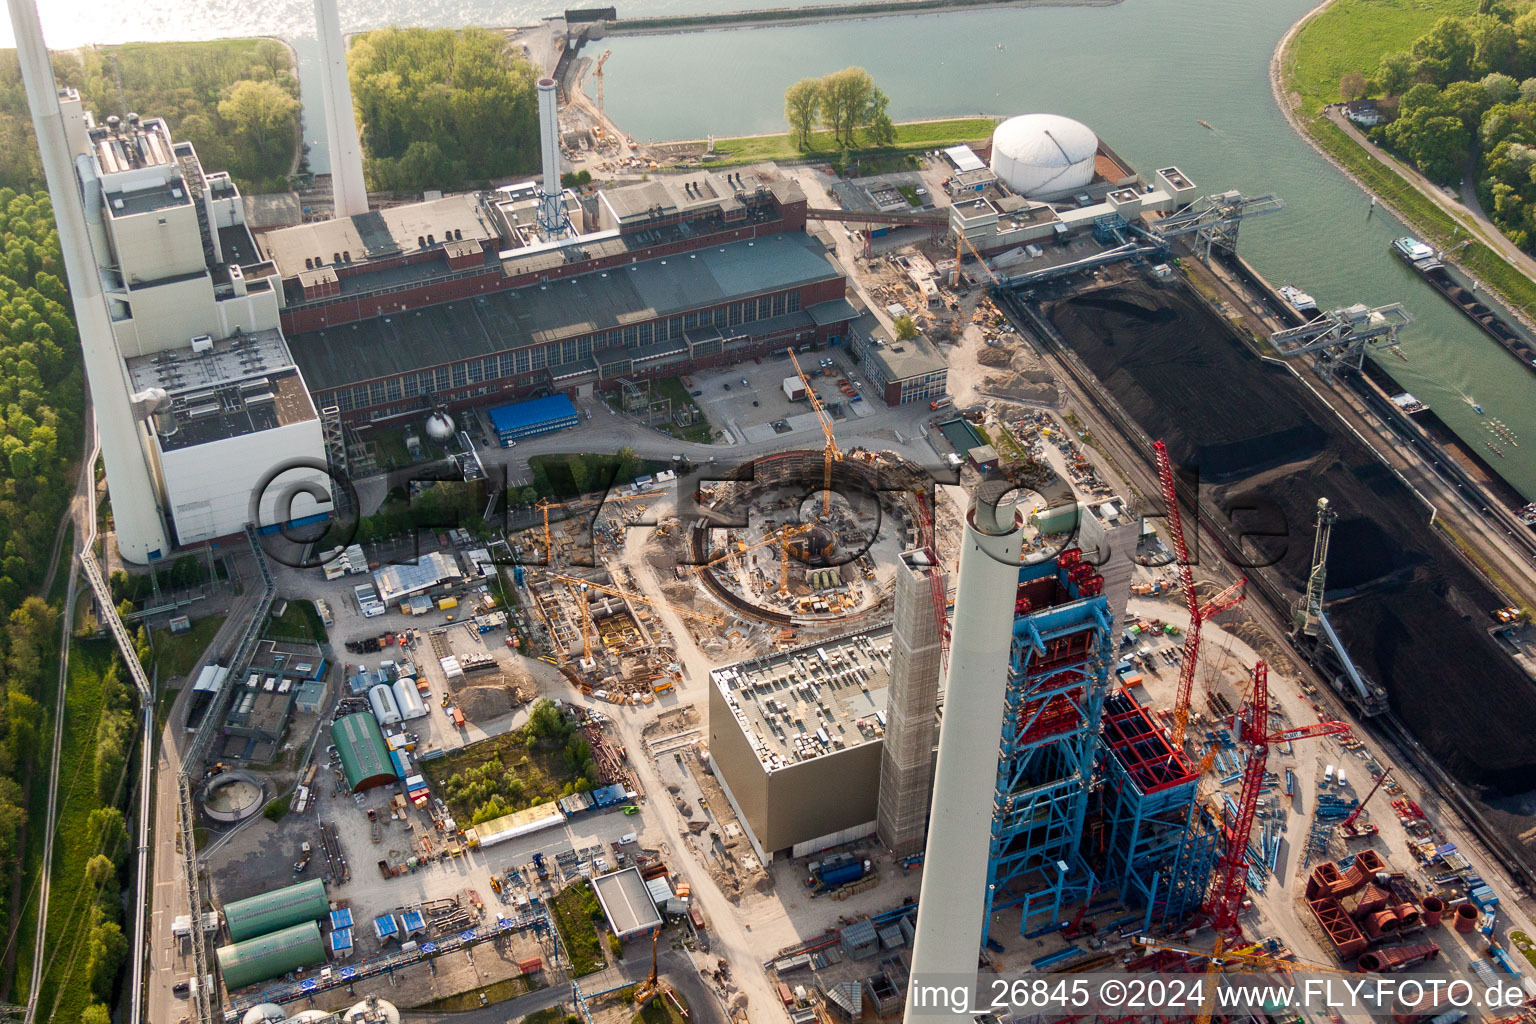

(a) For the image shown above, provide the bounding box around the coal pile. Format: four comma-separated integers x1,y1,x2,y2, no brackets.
1042,278,1536,795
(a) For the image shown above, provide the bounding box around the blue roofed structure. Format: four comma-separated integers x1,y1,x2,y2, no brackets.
401,909,426,936
329,907,353,930
330,928,353,955
374,913,399,943
487,395,579,445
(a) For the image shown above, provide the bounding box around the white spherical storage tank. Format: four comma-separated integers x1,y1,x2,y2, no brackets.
369,683,402,727
989,113,1099,198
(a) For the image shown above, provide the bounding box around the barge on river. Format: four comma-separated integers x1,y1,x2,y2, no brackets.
1391,236,1536,375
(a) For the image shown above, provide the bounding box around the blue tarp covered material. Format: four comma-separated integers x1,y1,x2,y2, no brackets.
330,928,353,952
488,395,579,443
374,914,399,943
401,910,426,936
329,908,353,930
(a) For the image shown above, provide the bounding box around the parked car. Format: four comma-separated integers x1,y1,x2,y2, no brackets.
690,390,702,397
740,377,749,386
723,382,731,390
173,982,190,998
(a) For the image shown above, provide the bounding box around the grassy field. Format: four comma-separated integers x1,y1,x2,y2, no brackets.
705,116,996,167
635,992,690,1024
522,1007,572,1024
550,881,606,977
266,599,327,644
34,639,120,1023
418,975,536,1010
1284,0,1478,114
420,717,587,822
150,614,226,681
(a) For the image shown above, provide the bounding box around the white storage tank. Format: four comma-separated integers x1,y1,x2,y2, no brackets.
392,679,427,720
369,683,402,726
989,113,1098,198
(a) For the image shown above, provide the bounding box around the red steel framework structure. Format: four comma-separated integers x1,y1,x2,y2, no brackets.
1205,660,1349,935
1153,439,1248,748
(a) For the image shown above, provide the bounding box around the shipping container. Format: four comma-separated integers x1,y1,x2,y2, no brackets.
452,707,466,728
438,597,459,610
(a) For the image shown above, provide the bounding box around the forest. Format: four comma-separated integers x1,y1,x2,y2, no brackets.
347,27,541,192
0,39,300,195
1347,4,1536,248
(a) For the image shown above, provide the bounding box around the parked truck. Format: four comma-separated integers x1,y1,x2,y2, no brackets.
533,852,549,880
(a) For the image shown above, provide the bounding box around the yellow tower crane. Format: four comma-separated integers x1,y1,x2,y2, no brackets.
533,490,656,564
786,348,842,515
544,570,725,665
687,522,814,596
952,230,1001,288
594,49,612,117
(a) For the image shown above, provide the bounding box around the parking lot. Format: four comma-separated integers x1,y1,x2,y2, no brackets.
684,347,876,444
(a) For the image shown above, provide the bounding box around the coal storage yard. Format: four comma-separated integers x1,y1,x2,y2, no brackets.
1036,275,1536,799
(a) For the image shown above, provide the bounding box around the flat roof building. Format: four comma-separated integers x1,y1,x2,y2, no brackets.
707,626,894,862
848,316,947,407
291,230,848,421
223,878,328,942
487,394,580,445
371,550,462,606
331,712,395,792
591,867,665,939
216,920,326,990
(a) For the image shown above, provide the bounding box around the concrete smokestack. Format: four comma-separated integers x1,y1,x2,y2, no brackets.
7,0,170,563
315,0,368,218
536,77,568,233
905,476,1023,1018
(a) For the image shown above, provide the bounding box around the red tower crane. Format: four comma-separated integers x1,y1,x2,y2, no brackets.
1154,439,1249,748
1206,660,1350,936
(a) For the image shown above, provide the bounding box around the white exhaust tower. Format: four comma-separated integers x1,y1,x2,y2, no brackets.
8,0,171,563
315,0,369,218
905,478,1023,1017
536,77,569,234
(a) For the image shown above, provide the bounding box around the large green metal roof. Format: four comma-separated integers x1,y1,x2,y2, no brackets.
223,877,328,942
331,712,394,792
216,920,326,990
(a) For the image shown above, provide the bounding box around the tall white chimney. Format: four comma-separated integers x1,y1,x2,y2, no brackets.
905,478,1023,1018
7,0,171,563
315,0,368,218
536,77,569,234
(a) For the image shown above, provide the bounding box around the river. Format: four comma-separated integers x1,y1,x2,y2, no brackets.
10,0,1536,499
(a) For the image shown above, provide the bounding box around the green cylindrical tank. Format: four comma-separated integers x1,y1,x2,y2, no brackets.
223,878,328,942
216,921,326,990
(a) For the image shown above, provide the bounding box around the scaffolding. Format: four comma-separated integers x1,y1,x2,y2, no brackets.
1099,689,1220,932
984,548,1112,939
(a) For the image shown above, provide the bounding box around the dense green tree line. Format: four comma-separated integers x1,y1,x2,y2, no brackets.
783,67,896,152
1342,4,1536,247
0,190,83,614
347,27,540,192
0,41,299,195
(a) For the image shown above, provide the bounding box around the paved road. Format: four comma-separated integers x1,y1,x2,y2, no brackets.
143,594,261,1024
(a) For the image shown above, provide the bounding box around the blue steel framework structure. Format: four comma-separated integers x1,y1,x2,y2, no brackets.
1099,689,1221,933
984,548,1113,940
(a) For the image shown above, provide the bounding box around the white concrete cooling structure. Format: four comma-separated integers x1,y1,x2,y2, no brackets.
905,479,1024,1018
315,0,369,218
9,0,172,563
536,78,569,233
